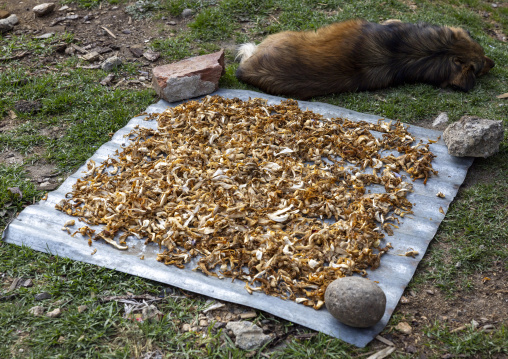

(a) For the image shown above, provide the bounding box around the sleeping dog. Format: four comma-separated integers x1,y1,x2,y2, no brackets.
235,19,494,99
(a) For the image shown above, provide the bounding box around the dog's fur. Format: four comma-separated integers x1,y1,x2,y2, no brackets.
235,20,494,99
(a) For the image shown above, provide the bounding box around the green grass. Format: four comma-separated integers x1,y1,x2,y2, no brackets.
0,56,156,171
0,165,42,229
414,177,508,294
424,321,508,357
1,0,507,357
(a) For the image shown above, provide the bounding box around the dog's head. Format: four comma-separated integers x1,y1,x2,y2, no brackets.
445,27,494,91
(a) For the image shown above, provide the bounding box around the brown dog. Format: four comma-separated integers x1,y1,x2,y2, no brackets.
235,20,494,99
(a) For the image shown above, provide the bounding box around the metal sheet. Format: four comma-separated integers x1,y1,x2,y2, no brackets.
2,89,473,347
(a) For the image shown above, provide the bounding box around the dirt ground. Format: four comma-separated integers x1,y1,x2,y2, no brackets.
1,1,507,357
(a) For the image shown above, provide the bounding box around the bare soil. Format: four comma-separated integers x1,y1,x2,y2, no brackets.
1,1,507,357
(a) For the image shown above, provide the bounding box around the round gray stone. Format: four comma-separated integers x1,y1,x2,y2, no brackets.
101,56,123,72
181,8,193,17
325,276,386,328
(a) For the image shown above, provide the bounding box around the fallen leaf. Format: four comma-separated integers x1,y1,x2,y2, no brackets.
496,93,508,99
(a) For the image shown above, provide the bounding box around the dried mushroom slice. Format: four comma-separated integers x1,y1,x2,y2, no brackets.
56,95,437,308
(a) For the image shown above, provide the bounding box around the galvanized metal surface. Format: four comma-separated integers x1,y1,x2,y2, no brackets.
2,89,473,347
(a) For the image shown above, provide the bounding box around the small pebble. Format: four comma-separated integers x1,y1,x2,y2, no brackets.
33,3,56,16
213,321,226,330
35,292,52,301
395,321,412,334
101,56,122,71
199,319,208,327
34,32,54,39
46,308,62,318
181,8,193,18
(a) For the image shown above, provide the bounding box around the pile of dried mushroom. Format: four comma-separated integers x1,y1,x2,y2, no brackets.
56,96,437,309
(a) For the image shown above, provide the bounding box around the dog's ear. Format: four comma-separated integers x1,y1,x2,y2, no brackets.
447,57,476,91
480,56,495,75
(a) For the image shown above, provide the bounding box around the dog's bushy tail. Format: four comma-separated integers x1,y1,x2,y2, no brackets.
235,43,257,63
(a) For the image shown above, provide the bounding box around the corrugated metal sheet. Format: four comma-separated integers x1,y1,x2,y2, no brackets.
2,89,473,347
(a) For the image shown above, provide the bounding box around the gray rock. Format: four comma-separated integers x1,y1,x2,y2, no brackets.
325,276,386,328
0,21,13,33
213,321,226,330
443,116,504,158
129,46,144,58
225,321,271,350
35,292,52,301
4,14,18,26
181,8,193,17
152,50,225,103
65,46,76,55
33,3,56,17
34,32,55,39
0,15,18,33
82,51,100,62
143,50,160,62
432,112,449,128
29,306,45,316
101,56,123,71
100,73,115,86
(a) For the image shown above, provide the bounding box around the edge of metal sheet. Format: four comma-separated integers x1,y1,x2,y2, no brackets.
2,89,474,347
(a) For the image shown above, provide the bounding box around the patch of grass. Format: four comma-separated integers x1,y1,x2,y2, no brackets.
150,36,194,61
0,33,74,59
126,0,162,19
412,146,508,294
424,321,508,357
189,7,237,42
274,332,361,358
159,0,214,17
0,62,156,172
0,165,42,230
219,64,251,90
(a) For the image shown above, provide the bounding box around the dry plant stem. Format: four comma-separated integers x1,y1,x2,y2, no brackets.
56,96,437,309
